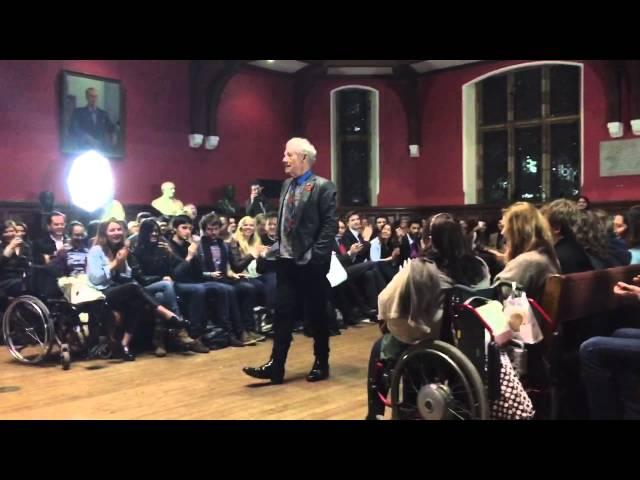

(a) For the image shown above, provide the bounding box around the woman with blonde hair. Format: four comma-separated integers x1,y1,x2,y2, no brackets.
230,216,277,328
494,202,560,301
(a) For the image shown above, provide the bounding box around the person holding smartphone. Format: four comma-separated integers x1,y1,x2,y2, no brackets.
580,276,640,419
246,181,268,217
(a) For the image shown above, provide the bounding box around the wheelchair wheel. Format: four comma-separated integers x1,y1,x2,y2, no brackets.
391,340,488,420
2,295,54,364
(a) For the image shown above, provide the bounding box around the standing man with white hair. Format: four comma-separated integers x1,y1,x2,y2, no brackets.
243,137,338,384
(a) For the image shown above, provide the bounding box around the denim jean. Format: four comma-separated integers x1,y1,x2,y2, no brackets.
144,280,180,316
580,328,640,420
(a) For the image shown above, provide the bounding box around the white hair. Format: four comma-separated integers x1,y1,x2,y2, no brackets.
288,137,317,165
161,181,175,191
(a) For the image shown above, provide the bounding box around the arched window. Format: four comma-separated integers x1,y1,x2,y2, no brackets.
330,86,380,207
463,63,582,204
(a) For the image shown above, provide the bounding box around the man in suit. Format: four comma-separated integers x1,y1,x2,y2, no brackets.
399,219,422,263
69,87,116,152
32,211,67,265
243,137,337,385
340,211,385,319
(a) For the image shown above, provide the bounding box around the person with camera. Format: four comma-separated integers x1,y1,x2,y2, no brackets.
246,181,268,217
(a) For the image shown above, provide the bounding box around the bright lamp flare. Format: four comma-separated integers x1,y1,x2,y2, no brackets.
67,151,114,212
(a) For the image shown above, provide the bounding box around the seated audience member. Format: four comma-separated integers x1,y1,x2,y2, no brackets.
171,214,256,347
260,212,278,247
14,221,31,248
574,209,624,269
361,217,374,242
540,199,593,274
0,220,32,307
87,219,187,361
594,209,631,266
580,277,640,419
375,215,388,233
331,219,360,327
32,211,67,265
626,206,640,264
365,213,490,420
130,219,208,356
127,211,154,250
341,211,386,320
182,204,200,240
489,217,507,252
246,181,268,217
576,195,591,211
399,219,422,263
87,220,101,245
613,212,629,244
369,223,400,283
493,202,560,301
53,221,106,351
254,213,267,239
393,220,405,243
227,217,237,238
198,217,265,342
55,221,89,276
232,216,273,323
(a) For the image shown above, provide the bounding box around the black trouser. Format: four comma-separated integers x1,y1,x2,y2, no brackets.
0,278,26,311
272,258,331,372
376,261,399,284
102,282,160,334
346,262,385,310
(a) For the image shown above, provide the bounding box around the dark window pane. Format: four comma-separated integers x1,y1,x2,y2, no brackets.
550,65,580,117
514,69,541,121
550,122,580,199
515,127,542,202
340,141,369,206
482,130,509,203
338,90,370,135
481,75,507,125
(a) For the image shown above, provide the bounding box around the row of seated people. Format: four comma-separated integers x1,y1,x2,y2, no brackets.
365,200,640,420
0,211,285,360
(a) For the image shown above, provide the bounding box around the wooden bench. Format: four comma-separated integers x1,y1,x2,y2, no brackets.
538,264,640,418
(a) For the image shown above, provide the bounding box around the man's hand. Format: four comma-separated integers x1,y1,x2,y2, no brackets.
613,281,640,300
391,247,400,259
348,243,364,255
186,241,198,260
210,271,223,279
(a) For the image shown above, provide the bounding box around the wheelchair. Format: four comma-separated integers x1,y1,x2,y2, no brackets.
374,282,553,420
1,265,105,370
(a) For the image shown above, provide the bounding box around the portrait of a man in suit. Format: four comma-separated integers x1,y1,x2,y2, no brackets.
69,87,116,152
61,71,123,158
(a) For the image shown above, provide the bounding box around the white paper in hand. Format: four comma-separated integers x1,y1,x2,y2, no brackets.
327,251,348,287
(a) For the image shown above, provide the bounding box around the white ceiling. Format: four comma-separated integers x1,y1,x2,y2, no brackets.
249,60,308,73
249,60,483,75
410,60,483,73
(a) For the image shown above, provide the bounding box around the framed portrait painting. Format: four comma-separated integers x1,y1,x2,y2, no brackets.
60,70,124,158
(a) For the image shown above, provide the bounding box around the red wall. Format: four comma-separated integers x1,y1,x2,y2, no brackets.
0,60,292,207
2,60,639,210
417,60,640,205
304,77,418,206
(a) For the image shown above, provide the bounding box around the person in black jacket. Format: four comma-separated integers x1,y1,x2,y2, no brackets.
130,219,209,355
0,220,32,309
243,137,338,385
170,215,256,347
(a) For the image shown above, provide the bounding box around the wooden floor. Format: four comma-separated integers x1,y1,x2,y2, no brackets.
0,324,380,420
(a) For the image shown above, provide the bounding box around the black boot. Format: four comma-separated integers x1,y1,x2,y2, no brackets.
242,358,284,384
306,357,329,382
